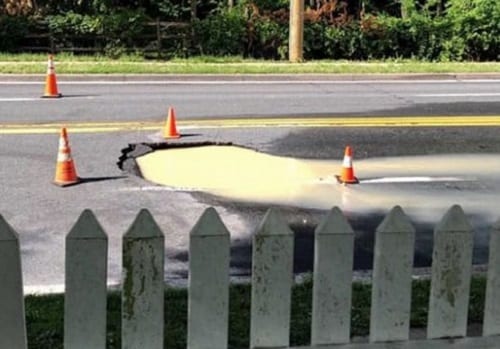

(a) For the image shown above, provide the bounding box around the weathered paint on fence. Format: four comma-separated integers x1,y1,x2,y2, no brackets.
250,208,294,349
0,215,27,349
311,207,354,345
64,210,108,349
427,205,473,339
483,218,500,336
188,208,230,349
1,205,500,349
122,209,165,349
370,206,415,342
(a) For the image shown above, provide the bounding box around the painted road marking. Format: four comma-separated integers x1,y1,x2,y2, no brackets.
361,176,468,184
1,115,500,134
0,97,44,101
117,186,197,192
416,93,500,97
1,80,500,85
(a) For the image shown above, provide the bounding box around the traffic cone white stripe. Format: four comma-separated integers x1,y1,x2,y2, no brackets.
343,156,352,167
57,152,72,162
59,138,68,148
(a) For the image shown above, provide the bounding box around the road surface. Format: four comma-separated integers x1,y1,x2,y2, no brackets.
0,76,499,292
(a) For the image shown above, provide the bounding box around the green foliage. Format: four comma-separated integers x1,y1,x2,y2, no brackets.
364,14,452,60
241,0,289,12
443,0,500,61
25,294,64,349
4,0,500,61
46,8,148,57
325,23,365,59
192,7,247,56
157,0,189,20
36,0,112,15
0,15,29,51
247,16,288,59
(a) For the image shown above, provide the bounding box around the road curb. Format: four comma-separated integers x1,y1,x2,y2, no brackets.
1,73,500,82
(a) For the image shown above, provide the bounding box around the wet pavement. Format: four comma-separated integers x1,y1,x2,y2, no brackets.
134,145,500,282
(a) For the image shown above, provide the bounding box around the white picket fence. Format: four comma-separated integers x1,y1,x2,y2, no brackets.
1,205,500,349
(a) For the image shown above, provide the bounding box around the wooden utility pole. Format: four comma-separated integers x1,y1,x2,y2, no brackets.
289,0,304,62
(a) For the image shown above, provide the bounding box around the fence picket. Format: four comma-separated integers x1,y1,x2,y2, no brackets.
3,206,500,349
427,205,473,339
188,208,230,349
64,210,108,349
250,208,294,349
122,209,165,349
0,215,27,349
483,219,500,336
369,206,415,342
311,207,354,345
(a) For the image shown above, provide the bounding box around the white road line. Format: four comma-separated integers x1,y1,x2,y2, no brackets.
0,97,43,101
117,186,198,192
415,93,500,97
361,176,469,184
1,79,500,85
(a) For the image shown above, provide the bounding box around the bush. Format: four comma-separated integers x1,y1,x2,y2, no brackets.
241,0,289,12
0,15,29,51
4,0,499,61
323,23,365,59
444,0,500,61
362,15,452,60
45,8,148,57
247,15,288,59
192,8,247,56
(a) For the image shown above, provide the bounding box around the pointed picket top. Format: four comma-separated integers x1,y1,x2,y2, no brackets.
255,208,293,236
190,207,230,237
376,206,415,234
67,209,107,239
435,205,472,233
316,206,353,235
124,209,164,239
0,214,19,241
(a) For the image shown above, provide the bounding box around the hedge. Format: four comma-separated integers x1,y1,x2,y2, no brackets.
1,0,498,61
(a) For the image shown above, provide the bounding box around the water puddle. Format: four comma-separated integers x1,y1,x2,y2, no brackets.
136,145,500,221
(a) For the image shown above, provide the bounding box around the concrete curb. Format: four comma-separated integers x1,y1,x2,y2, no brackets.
1,73,500,82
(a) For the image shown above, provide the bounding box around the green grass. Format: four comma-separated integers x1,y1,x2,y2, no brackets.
1,54,499,74
25,276,487,349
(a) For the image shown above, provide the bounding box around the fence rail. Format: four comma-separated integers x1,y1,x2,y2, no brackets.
1,205,500,348
17,20,191,55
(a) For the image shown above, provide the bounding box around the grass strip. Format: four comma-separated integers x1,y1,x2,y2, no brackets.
0,54,499,74
25,276,486,349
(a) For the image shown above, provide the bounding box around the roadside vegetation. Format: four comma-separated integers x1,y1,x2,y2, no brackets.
1,0,498,62
1,54,499,74
26,276,486,349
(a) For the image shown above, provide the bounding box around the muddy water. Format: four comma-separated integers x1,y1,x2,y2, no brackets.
136,146,500,222
136,146,500,273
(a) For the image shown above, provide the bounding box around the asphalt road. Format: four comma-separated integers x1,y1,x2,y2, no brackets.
0,76,499,292
1,78,500,123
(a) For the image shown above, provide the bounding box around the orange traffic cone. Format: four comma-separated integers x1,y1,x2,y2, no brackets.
54,128,79,186
42,54,62,98
162,107,181,139
336,146,359,184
